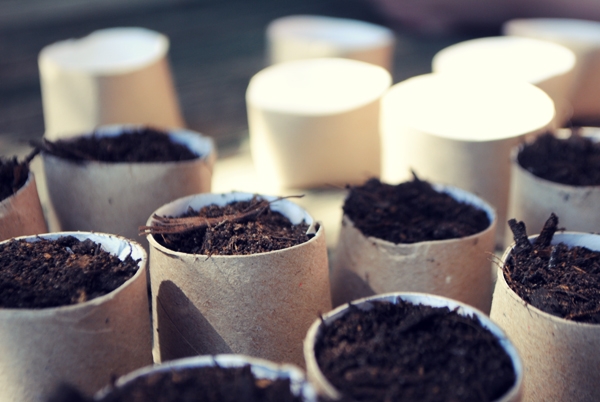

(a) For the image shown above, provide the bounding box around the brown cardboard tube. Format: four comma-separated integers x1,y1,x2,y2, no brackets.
0,232,152,402
146,192,332,367
0,172,48,241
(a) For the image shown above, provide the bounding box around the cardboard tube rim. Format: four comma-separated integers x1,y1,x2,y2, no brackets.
0,231,147,316
95,354,317,401
303,292,523,401
41,124,215,166
503,18,600,47
0,171,36,210
498,231,600,328
146,191,322,259
340,183,497,248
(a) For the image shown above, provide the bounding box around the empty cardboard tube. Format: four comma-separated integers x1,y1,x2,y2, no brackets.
0,172,48,241
146,192,331,367
0,232,152,402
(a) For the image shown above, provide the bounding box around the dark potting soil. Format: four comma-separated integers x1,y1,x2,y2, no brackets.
0,236,139,309
0,154,33,203
343,177,490,244
48,365,304,402
505,214,600,323
315,299,516,402
517,131,600,186
152,197,310,255
40,127,198,163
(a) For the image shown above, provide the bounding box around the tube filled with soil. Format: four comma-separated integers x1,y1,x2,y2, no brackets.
506,127,600,247
0,153,47,241
143,192,331,367
330,177,496,313
304,292,523,402
491,214,600,401
40,124,214,241
0,232,152,402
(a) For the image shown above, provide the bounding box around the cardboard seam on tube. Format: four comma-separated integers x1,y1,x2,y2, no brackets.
490,232,600,402
0,172,48,241
146,192,332,367
0,232,152,402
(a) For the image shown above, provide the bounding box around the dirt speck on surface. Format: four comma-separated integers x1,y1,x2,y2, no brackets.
40,127,199,163
315,299,516,402
0,236,139,309
505,214,600,323
343,177,490,244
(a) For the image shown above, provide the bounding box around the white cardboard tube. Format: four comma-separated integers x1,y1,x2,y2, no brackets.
95,354,317,401
41,124,214,244
330,184,496,313
505,128,600,247
304,292,523,401
39,27,184,139
432,36,576,126
0,232,152,402
0,172,48,241
490,232,600,402
266,15,395,72
146,192,331,367
380,73,555,246
247,58,391,190
504,18,600,121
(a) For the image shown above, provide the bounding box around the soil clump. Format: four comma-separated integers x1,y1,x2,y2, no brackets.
505,214,600,323
517,131,600,186
150,197,310,255
40,127,198,163
0,152,36,203
343,177,490,244
0,236,139,309
315,299,515,402
49,365,303,402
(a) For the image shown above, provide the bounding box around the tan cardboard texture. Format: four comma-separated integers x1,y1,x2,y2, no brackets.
247,58,391,189
330,185,496,313
304,293,523,402
491,232,600,402
42,125,214,243
96,354,317,401
39,27,183,139
0,232,152,402
147,192,332,367
0,172,47,241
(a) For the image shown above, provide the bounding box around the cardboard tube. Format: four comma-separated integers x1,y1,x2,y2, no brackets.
505,128,600,247
247,58,391,190
490,232,600,402
39,27,184,140
0,172,48,241
96,354,317,401
380,73,555,246
504,18,600,121
304,292,523,401
330,184,496,313
41,124,215,245
146,192,331,367
0,232,152,402
432,36,576,126
266,15,395,72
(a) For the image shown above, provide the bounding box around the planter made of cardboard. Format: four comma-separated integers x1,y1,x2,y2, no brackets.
432,36,576,126
0,232,152,402
39,27,184,140
146,192,331,367
490,232,600,402
42,124,214,243
504,18,600,121
304,292,523,401
266,15,395,72
505,128,600,247
247,58,391,190
0,172,47,241
96,354,317,401
381,73,555,246
330,184,496,313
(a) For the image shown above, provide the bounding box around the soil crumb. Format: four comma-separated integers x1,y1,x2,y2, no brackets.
343,177,490,244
